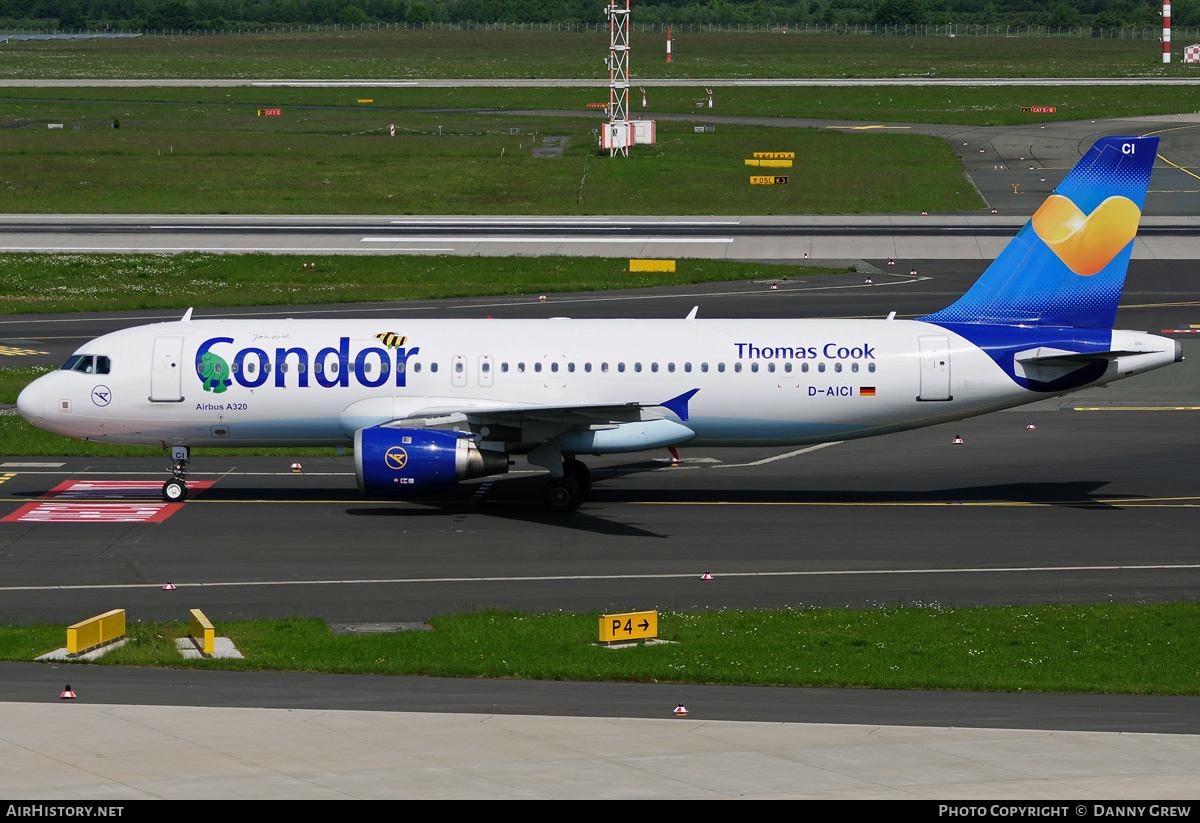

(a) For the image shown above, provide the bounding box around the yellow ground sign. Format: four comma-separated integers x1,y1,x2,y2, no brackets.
599,610,658,643
750,176,788,185
744,159,793,168
753,152,795,159
630,259,676,272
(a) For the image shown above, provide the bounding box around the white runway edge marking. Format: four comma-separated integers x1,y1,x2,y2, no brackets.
4,564,1200,593
712,442,841,468
361,236,734,243
384,219,743,226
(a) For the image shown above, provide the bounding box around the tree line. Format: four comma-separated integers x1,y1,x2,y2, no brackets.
3,0,1195,34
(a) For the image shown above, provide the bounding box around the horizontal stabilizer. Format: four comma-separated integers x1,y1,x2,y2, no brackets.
1013,347,1135,383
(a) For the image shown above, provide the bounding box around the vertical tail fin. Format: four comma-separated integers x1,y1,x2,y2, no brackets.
920,136,1158,329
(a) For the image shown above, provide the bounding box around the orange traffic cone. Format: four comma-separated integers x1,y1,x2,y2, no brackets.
163,581,176,590
701,572,713,581
1026,423,1037,431
60,685,76,699
674,703,688,716
952,435,964,444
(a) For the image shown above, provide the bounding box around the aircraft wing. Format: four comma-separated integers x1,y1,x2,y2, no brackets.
379,389,700,452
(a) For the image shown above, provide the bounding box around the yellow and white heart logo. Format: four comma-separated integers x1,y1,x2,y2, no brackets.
1030,194,1141,277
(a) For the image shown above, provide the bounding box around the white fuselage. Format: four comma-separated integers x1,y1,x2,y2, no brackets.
17,317,1179,452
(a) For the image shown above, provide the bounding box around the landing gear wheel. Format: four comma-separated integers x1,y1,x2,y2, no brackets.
162,478,187,502
563,458,592,494
542,476,582,514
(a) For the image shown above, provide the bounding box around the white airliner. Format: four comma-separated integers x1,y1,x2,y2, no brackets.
16,136,1182,512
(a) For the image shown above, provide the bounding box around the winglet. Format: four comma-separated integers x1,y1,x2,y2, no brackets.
660,389,700,421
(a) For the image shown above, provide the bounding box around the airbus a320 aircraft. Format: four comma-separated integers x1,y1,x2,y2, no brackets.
17,136,1182,512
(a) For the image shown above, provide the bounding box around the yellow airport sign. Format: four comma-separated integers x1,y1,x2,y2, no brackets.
745,159,793,168
753,152,795,159
599,610,658,643
630,259,676,272
358,99,374,103
750,176,788,185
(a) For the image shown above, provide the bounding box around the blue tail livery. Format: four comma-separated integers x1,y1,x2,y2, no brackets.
921,135,1158,330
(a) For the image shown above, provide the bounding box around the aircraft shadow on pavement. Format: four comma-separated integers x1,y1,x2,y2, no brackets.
585,479,1134,510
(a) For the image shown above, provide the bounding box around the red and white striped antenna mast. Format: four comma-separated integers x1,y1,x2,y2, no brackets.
605,0,631,157
1164,2,1172,63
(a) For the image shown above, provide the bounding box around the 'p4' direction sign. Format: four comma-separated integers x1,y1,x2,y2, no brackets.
599,610,658,643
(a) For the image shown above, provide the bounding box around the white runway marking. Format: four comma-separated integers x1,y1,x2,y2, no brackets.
361,236,734,243
3,564,1199,593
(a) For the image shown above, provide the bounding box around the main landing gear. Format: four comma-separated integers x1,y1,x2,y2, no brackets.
541,458,591,514
162,445,190,502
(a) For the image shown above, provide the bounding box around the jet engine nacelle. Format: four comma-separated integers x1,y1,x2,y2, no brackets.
355,427,508,498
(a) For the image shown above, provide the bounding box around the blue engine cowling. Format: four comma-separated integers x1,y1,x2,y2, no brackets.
355,427,508,498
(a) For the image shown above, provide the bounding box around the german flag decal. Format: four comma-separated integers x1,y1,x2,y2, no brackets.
859,387,876,396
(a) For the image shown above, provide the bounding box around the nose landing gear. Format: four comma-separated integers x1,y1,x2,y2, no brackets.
162,445,190,502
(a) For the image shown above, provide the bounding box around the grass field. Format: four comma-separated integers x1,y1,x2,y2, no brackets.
5,77,1200,126
5,604,1199,694
0,30,1191,81
0,103,982,214
0,254,846,313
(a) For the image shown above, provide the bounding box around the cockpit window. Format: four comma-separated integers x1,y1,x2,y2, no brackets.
60,355,110,375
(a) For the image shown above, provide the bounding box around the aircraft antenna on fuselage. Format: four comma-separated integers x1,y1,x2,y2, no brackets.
181,307,194,322
686,306,699,320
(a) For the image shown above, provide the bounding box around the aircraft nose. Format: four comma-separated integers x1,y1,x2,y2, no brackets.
16,378,43,423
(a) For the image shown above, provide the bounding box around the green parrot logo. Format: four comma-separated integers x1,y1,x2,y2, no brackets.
198,350,232,394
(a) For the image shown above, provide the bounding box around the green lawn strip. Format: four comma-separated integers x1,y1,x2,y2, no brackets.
6,83,1199,136
0,116,979,214
0,417,348,456
7,604,1199,694
0,255,848,314
0,31,1190,82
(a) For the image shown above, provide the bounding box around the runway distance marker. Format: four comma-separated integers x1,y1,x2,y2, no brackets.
2,502,183,523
